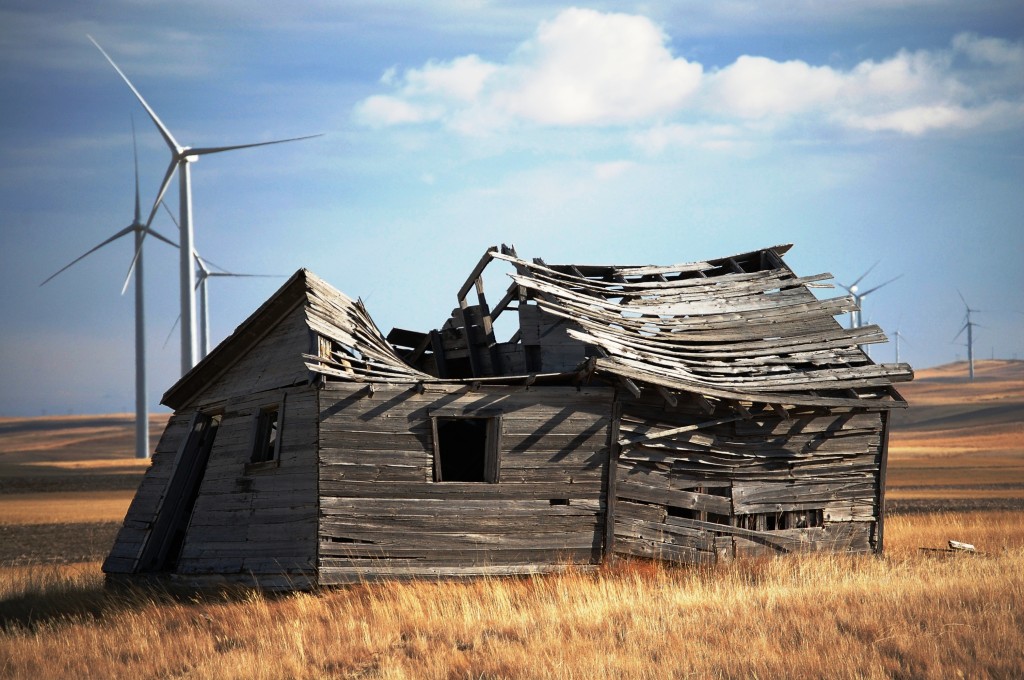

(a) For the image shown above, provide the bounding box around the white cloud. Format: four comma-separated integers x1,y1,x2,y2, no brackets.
953,32,1024,67
354,7,701,132
354,9,1024,143
493,8,702,125
593,160,635,180
402,55,498,102
354,95,440,127
706,56,843,118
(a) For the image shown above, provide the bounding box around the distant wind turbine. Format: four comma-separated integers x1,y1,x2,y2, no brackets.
159,201,283,358
953,290,981,381
87,35,321,376
40,121,177,459
837,262,903,330
194,255,284,358
893,327,908,365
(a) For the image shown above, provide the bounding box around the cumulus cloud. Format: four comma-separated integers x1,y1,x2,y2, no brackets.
353,7,701,132
493,8,702,125
354,8,1024,142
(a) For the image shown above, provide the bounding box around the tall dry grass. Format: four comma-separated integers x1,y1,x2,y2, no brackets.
2,511,1022,679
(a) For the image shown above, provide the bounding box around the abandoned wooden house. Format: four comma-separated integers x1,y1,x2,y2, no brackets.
103,244,913,588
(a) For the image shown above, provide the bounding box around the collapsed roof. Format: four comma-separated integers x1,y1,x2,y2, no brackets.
163,244,912,411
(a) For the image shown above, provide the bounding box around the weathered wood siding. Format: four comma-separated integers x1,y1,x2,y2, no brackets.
174,385,318,586
317,383,614,583
103,411,194,574
518,303,587,373
183,302,313,408
105,298,319,586
613,393,885,564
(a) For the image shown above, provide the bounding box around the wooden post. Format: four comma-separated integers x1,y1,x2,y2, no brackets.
876,408,891,554
603,397,622,563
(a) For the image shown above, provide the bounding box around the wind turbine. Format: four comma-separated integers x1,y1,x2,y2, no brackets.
87,35,320,376
159,202,283,358
953,291,981,381
893,327,908,364
837,262,902,329
40,122,177,459
195,255,284,357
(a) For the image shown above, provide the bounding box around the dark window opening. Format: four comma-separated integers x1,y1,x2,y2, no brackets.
433,416,500,483
736,509,824,531
666,505,698,520
251,406,280,463
549,498,570,506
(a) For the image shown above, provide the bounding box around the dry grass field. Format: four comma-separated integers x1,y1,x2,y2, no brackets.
886,360,1024,512
0,360,1021,678
1,512,1021,679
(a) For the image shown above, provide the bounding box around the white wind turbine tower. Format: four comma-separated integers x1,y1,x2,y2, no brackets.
195,255,283,358
837,262,903,330
159,202,283,358
40,122,177,459
954,290,981,381
88,35,320,376
893,326,908,364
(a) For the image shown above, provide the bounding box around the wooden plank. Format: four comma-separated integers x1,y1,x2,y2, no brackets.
603,398,620,562
616,480,732,515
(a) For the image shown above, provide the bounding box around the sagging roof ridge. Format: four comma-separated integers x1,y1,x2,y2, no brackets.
485,245,911,408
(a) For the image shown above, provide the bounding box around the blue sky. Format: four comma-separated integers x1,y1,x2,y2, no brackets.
1,1,1022,416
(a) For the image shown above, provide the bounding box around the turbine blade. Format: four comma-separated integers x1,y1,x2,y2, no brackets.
144,161,179,230
159,199,180,229
207,272,282,279
131,115,141,224
162,315,180,349
120,230,148,295
849,260,880,289
859,274,903,298
952,323,968,343
956,289,969,308
87,35,181,153
40,226,136,286
188,133,323,157
143,225,179,249
194,252,211,274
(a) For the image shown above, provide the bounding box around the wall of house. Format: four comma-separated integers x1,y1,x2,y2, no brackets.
103,302,320,588
612,392,886,564
172,385,319,586
104,385,319,587
317,383,614,583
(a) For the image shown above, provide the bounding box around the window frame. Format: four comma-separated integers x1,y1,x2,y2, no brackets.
429,409,502,484
247,394,286,470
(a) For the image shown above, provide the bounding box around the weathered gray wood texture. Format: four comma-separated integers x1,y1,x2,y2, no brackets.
183,303,313,408
174,386,318,581
612,392,882,564
104,386,319,584
316,383,614,583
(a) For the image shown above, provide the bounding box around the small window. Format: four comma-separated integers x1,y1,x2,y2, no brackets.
432,416,501,483
251,405,281,463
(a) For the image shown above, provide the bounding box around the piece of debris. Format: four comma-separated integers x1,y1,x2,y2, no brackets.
948,540,976,552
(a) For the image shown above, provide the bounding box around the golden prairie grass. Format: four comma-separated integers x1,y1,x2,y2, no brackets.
0,490,135,525
2,511,1022,679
